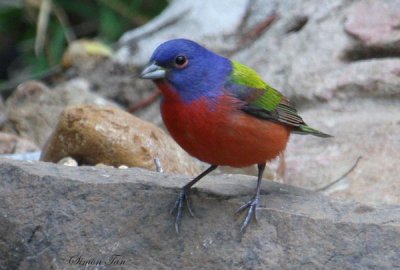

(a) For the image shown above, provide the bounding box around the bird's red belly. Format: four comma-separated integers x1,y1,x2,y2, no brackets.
161,94,290,168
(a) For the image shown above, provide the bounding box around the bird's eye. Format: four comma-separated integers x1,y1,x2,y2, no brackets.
174,55,188,68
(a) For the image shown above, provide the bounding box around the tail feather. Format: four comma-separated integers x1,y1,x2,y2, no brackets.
294,124,332,138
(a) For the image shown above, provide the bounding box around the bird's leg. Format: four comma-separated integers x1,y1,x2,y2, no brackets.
236,163,266,232
171,164,218,233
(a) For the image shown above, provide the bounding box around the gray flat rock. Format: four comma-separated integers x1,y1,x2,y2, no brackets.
0,159,399,269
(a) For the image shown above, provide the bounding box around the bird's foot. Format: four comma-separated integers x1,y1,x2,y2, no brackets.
170,188,194,233
236,195,260,233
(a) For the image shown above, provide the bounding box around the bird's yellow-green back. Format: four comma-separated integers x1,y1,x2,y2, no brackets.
228,61,331,137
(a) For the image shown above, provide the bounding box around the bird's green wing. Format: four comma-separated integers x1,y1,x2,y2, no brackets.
227,61,303,126
228,61,281,110
227,61,331,137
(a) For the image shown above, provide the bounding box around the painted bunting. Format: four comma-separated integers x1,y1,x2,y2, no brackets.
140,39,331,233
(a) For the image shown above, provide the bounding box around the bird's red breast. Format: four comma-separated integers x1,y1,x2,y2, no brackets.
156,81,291,167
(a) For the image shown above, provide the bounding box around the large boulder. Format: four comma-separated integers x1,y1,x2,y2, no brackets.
0,158,399,269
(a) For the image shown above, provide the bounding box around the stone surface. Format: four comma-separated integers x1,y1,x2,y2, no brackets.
344,1,400,46
283,99,400,205
41,104,200,175
60,40,143,108
0,151,41,161
0,132,39,154
116,0,251,65
1,79,120,147
75,59,153,110
112,0,400,205
0,158,399,269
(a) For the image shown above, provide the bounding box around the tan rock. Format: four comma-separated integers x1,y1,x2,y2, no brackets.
41,104,201,175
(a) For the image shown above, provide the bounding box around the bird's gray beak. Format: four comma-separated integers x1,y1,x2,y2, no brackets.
140,62,166,79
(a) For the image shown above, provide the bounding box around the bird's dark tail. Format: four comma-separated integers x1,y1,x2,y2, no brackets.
293,124,332,138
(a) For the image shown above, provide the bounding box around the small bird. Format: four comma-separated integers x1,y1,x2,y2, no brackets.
140,39,331,233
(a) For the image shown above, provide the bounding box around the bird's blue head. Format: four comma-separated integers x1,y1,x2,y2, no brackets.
140,39,232,102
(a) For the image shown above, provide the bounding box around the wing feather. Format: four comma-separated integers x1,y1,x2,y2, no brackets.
227,61,306,127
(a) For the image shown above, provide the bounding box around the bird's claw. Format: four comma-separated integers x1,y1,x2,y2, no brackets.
170,188,194,233
236,196,260,232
